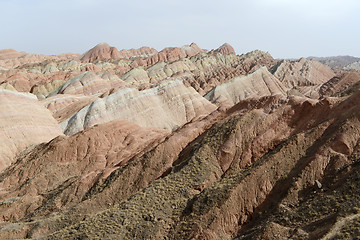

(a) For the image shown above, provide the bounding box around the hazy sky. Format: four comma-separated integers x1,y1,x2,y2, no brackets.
1,0,359,58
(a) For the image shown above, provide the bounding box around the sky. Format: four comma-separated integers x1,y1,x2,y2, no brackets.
0,0,359,59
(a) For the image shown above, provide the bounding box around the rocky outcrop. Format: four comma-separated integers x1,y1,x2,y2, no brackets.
60,79,217,135
205,67,287,104
132,47,187,68
120,67,150,84
80,43,159,63
80,43,121,63
117,46,158,59
272,58,335,88
183,50,277,95
2,42,360,240
0,53,80,70
37,91,360,240
212,43,236,55
344,60,360,71
180,43,204,57
57,72,126,96
0,90,63,171
0,120,170,227
42,94,98,122
319,71,360,97
31,79,68,99
2,92,330,239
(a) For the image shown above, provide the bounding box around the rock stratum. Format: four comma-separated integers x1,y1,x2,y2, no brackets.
1,42,360,239
0,90,63,172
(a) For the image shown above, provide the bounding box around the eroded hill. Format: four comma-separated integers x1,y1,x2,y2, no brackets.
0,43,360,239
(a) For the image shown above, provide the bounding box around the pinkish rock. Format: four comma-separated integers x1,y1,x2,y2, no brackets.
0,90,63,171
80,43,121,63
272,58,335,88
0,49,26,60
213,43,236,55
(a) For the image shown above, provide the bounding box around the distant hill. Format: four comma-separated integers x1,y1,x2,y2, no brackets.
308,55,360,69
2,43,360,239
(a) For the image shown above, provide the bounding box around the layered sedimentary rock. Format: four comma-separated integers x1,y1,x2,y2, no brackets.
205,67,287,104
80,43,121,63
60,79,217,135
0,43,266,100
0,52,79,70
120,67,150,84
310,55,360,69
0,49,26,60
42,94,98,122
0,82,17,91
0,90,62,171
2,89,355,239
212,42,236,55
31,79,68,99
39,91,360,240
180,43,204,57
117,46,158,59
319,71,360,97
183,50,277,95
272,58,335,88
132,47,187,68
57,71,126,96
80,43,158,63
344,60,360,71
0,120,170,226
2,43,360,239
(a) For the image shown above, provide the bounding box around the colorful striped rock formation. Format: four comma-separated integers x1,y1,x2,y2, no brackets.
1,42,359,239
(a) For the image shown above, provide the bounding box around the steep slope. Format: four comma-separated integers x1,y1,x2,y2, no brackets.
42,94,98,122
272,58,335,88
212,43,236,55
131,47,188,68
80,43,158,63
183,50,277,96
60,79,217,135
344,60,360,71
0,44,273,99
57,71,127,96
117,46,158,59
180,43,204,57
79,43,122,63
2,43,360,240
24,92,333,239
40,90,360,240
205,67,287,104
319,71,360,97
0,120,170,227
0,90,63,171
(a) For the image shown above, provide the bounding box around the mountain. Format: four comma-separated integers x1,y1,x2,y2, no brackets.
271,57,335,88
0,49,26,60
79,42,158,63
1,43,360,239
0,90,63,171
309,55,360,70
60,79,217,135
205,67,287,104
344,60,360,71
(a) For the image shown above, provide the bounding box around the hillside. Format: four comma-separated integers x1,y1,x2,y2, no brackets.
1,43,360,239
